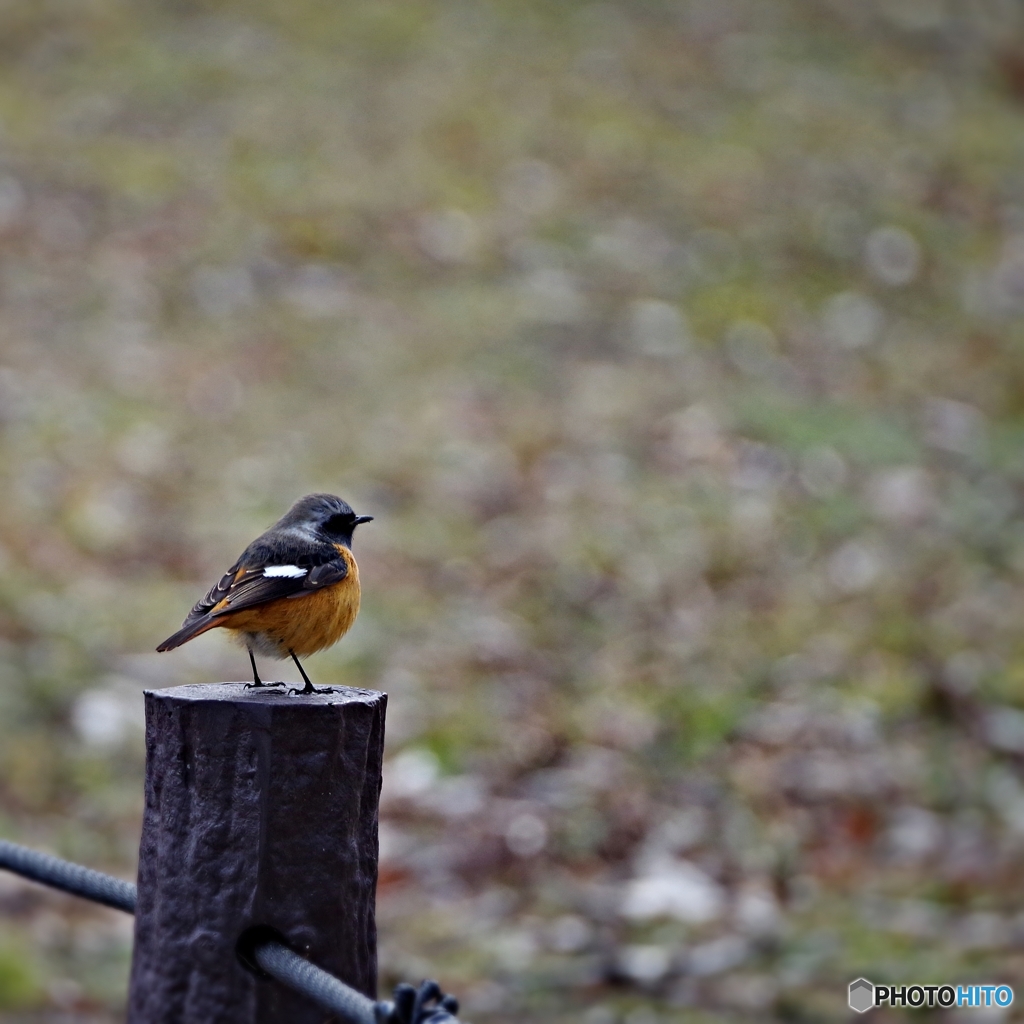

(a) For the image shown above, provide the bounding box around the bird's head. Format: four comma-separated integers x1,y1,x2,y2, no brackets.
278,493,373,547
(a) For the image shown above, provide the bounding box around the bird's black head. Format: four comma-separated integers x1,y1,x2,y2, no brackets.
278,493,373,547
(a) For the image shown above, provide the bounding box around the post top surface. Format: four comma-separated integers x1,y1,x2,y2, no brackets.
144,682,384,707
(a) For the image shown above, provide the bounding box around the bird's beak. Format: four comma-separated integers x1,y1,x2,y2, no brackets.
353,515,374,525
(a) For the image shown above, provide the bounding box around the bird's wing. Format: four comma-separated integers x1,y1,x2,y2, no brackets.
284,559,350,597
195,557,350,617
156,551,350,651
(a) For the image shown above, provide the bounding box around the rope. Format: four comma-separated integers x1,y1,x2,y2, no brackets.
0,838,460,1024
0,839,137,914
253,941,377,1024
247,943,460,1024
384,981,461,1024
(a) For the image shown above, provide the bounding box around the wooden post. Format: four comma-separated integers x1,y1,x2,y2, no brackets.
126,683,386,1023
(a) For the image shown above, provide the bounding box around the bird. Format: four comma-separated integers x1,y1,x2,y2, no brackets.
156,494,373,695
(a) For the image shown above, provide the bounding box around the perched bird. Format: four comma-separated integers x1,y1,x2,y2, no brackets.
156,494,373,694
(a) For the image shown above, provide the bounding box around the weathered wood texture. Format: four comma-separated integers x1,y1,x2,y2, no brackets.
127,683,386,1023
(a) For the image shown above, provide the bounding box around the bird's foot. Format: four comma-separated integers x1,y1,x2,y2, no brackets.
244,680,286,690
286,683,338,696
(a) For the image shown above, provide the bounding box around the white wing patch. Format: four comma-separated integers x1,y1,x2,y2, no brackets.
263,565,307,578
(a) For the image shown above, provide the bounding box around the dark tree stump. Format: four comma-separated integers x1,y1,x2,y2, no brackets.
126,683,386,1024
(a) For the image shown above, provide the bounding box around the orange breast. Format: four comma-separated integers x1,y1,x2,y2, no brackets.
217,550,361,657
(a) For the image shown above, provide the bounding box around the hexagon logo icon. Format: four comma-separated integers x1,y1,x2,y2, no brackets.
849,978,874,1013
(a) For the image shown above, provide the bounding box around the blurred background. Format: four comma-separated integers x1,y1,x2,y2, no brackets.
1,0,1024,1020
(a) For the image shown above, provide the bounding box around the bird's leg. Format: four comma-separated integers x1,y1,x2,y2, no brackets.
287,650,335,696
244,649,284,689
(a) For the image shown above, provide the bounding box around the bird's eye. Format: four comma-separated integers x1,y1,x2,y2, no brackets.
324,513,354,535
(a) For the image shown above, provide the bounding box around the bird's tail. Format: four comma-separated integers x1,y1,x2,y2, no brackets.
156,616,222,652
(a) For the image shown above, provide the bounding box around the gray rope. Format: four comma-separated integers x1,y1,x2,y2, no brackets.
254,940,377,1024
0,839,137,913
0,838,460,1024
